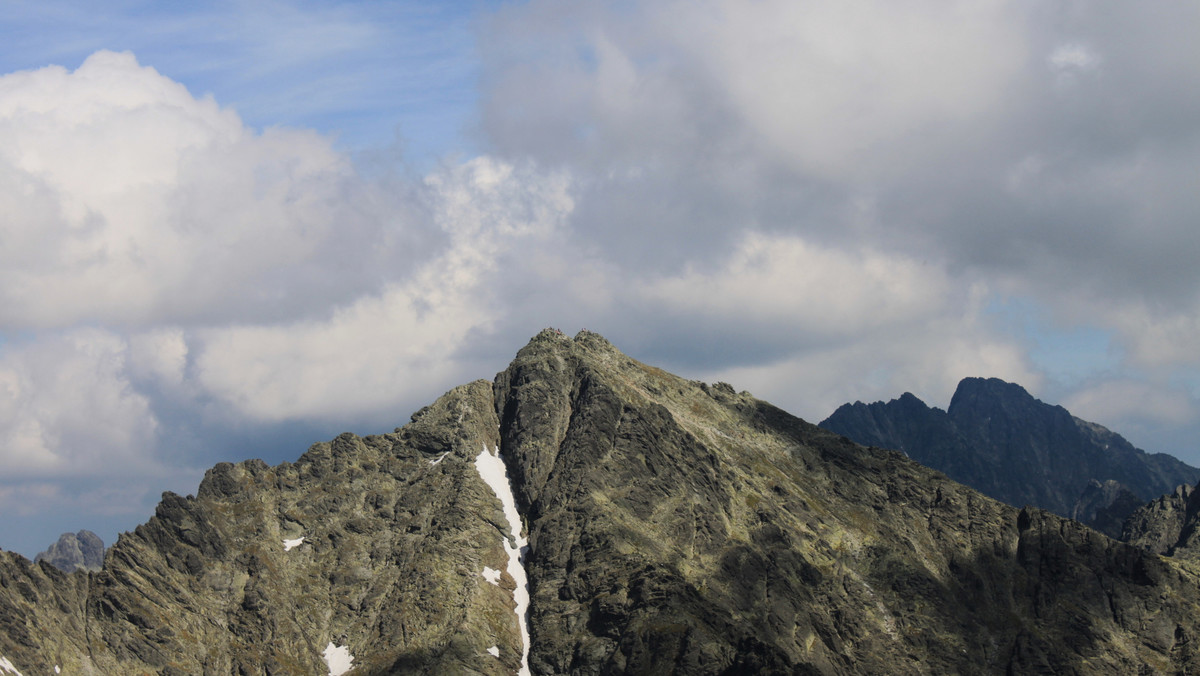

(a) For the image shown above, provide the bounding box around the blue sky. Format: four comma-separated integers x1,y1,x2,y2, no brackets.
2,0,1200,557
0,1,485,161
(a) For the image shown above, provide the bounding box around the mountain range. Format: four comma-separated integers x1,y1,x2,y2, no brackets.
4,332,1200,674
820,377,1200,537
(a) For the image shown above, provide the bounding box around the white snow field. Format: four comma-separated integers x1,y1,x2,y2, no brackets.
474,443,532,676
322,642,354,675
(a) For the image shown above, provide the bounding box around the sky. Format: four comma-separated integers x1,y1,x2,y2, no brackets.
1,0,1199,557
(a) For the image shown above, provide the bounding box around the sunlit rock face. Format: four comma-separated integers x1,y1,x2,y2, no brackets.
0,378,521,675
4,330,1200,674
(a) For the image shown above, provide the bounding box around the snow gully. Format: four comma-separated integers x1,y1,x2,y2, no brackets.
474,443,532,676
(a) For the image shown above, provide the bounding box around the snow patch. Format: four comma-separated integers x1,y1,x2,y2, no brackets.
430,451,450,466
481,566,502,585
0,656,23,676
487,645,500,657
322,642,354,676
474,443,531,676
283,536,305,551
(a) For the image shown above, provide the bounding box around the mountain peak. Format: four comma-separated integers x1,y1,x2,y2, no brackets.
33,530,104,573
7,345,1200,673
522,327,616,353
823,376,1200,520
947,377,1041,418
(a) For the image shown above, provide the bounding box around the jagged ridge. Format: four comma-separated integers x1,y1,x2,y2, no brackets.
4,332,1200,674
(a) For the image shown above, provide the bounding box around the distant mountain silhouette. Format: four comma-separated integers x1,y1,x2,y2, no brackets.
33,530,104,573
821,377,1200,534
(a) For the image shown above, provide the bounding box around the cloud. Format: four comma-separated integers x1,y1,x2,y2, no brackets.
478,0,1200,392
644,232,948,337
1059,377,1200,458
1048,43,1102,72
5,1,1200,554
0,48,479,554
0,50,436,331
0,51,575,504
127,328,188,388
0,330,160,478
1065,379,1196,429
484,0,1029,177
663,0,1030,181
700,312,1039,424
602,231,1040,420
1106,306,1200,370
192,157,574,423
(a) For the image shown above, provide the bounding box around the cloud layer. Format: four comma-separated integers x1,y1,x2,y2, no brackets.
477,0,1200,435
0,51,444,329
3,1,1200,555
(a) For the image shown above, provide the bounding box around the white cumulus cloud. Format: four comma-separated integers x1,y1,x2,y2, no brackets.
644,232,948,337
0,330,160,478
192,157,574,423
0,50,427,330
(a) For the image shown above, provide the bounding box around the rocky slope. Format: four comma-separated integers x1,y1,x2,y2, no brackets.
1071,480,1145,540
820,378,1200,528
1,380,524,675
34,531,105,573
4,332,1200,674
1122,483,1200,563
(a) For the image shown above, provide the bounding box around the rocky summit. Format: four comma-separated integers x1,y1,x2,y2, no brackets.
33,531,105,574
5,332,1200,674
820,378,1200,532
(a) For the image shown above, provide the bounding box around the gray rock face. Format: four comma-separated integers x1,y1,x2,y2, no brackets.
498,332,1200,674
821,378,1200,527
4,332,1200,674
1,380,522,674
1123,483,1200,561
1072,480,1145,540
34,530,105,573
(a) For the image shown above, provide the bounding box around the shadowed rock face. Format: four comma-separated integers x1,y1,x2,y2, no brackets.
1122,483,1200,566
34,531,105,573
820,378,1200,528
1072,480,1145,540
5,332,1200,674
